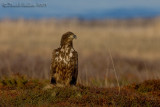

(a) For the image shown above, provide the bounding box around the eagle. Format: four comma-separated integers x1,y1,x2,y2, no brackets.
50,31,78,86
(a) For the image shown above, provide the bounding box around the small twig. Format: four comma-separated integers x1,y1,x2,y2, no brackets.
108,49,121,94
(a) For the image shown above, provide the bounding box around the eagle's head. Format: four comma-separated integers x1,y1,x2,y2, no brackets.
60,31,77,47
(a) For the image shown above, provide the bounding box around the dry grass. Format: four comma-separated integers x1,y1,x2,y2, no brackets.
0,18,160,87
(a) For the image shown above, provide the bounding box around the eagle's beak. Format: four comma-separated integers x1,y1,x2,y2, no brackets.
73,35,77,39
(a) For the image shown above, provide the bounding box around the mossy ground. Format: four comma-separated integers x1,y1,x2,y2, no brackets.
0,75,160,106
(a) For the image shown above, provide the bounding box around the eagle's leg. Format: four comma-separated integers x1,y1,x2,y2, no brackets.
50,77,56,84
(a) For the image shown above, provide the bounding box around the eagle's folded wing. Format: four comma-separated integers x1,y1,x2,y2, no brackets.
50,49,57,84
70,51,78,85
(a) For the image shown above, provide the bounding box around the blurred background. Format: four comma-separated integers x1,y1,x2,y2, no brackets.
0,0,160,87
0,0,160,19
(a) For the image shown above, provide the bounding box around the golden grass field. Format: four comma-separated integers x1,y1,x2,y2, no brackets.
0,18,160,87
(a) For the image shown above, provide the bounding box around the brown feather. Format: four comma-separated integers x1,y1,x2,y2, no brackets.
50,32,78,86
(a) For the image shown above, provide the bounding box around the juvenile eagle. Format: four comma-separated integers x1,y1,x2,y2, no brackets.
50,31,78,86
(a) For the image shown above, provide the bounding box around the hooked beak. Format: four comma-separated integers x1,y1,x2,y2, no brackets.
73,35,77,39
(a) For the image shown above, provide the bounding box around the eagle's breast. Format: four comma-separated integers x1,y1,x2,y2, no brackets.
53,47,75,84
55,47,74,68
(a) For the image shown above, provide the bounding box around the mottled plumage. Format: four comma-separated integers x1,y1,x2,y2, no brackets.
50,32,78,86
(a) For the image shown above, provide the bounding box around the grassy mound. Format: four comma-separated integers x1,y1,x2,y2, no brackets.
0,76,160,106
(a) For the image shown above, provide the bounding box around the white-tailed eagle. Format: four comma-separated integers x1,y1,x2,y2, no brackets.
50,31,78,86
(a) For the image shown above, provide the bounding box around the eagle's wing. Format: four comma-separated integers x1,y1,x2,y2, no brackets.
70,51,78,85
50,49,57,84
